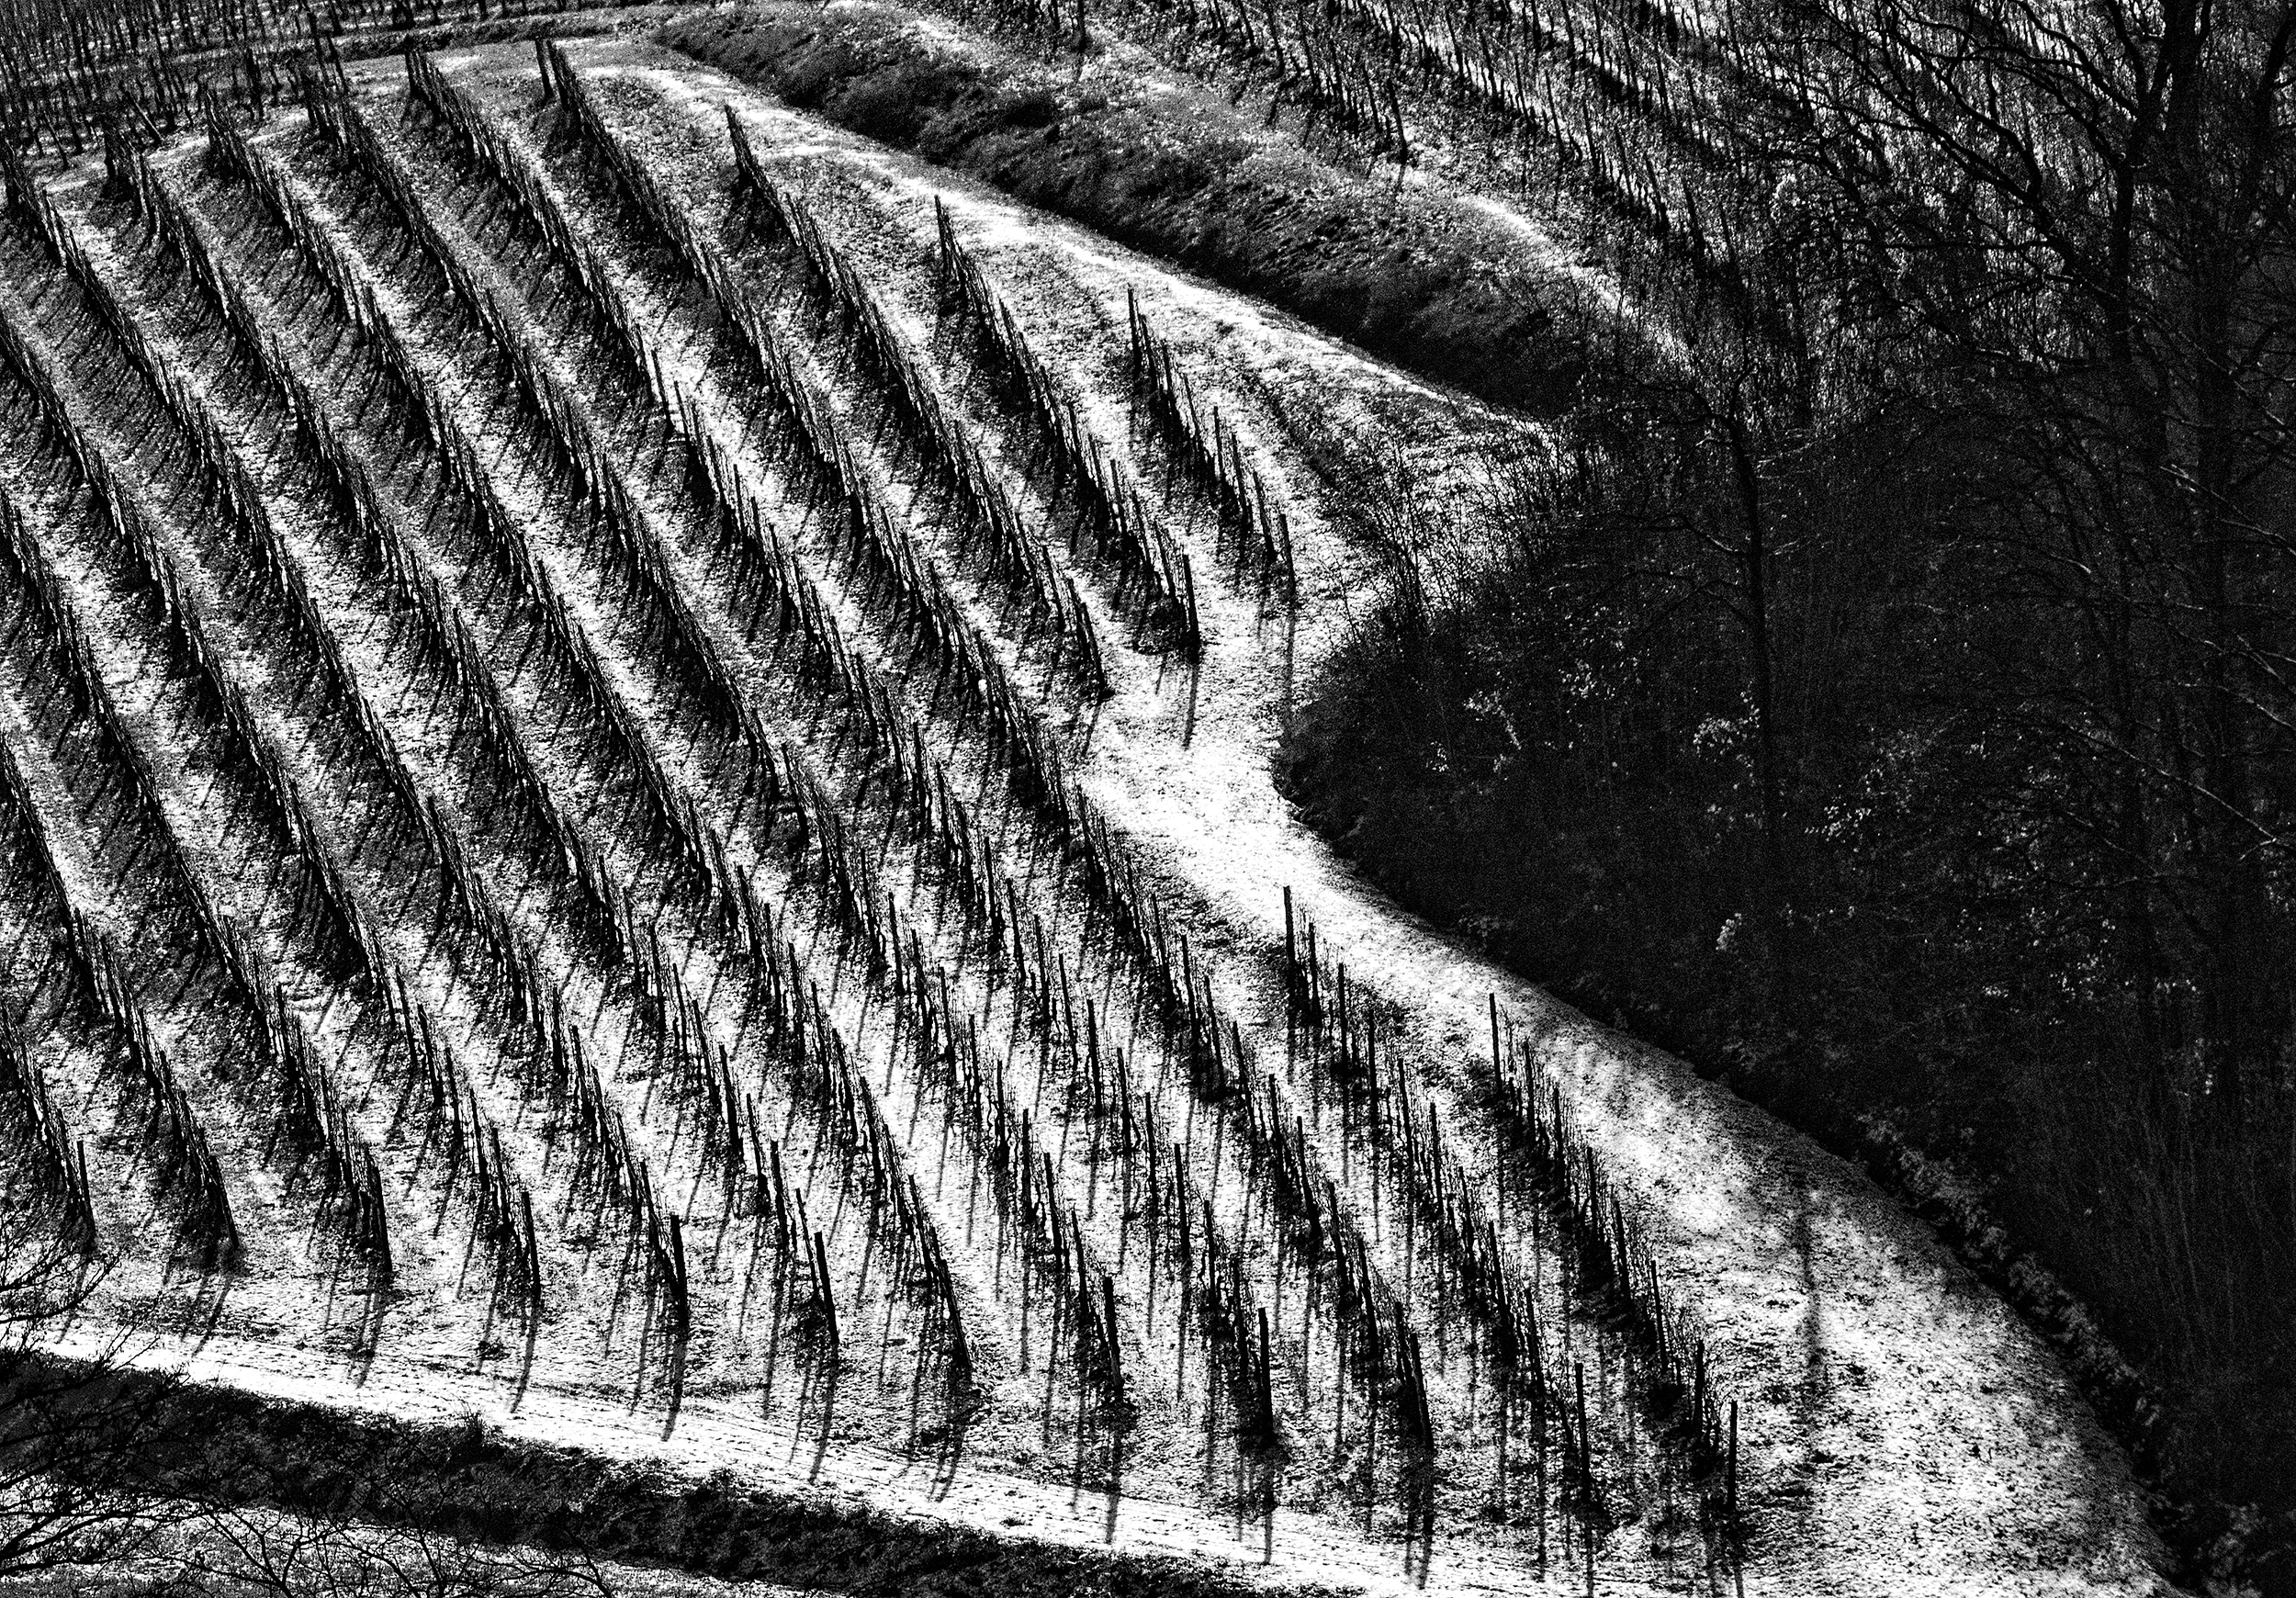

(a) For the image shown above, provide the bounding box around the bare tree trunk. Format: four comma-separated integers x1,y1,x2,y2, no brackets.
1720,400,1795,1001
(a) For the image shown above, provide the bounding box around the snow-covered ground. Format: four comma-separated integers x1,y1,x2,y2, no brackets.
0,22,2171,1596
528,32,2175,1594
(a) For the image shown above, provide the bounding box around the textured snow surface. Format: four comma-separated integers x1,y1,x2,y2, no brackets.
18,25,2170,1596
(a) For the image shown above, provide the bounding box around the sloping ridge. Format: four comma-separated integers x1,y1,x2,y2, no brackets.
0,30,2170,1598
670,27,2172,1589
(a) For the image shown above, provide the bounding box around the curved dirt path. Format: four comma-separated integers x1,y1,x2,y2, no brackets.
558,29,2174,1598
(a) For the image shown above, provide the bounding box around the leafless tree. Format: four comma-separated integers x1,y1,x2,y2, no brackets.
1752,0,2296,1108
166,1508,617,1598
0,1205,197,1581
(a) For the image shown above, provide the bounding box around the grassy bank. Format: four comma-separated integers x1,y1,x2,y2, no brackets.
658,3,1607,417
4,1355,1313,1598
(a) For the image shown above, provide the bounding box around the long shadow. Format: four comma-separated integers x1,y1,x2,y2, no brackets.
0,1346,1280,1598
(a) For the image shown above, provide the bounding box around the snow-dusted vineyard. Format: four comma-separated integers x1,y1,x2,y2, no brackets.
0,30,2167,1597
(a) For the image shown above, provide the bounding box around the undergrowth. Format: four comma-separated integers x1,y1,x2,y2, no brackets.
1275,417,2296,1595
